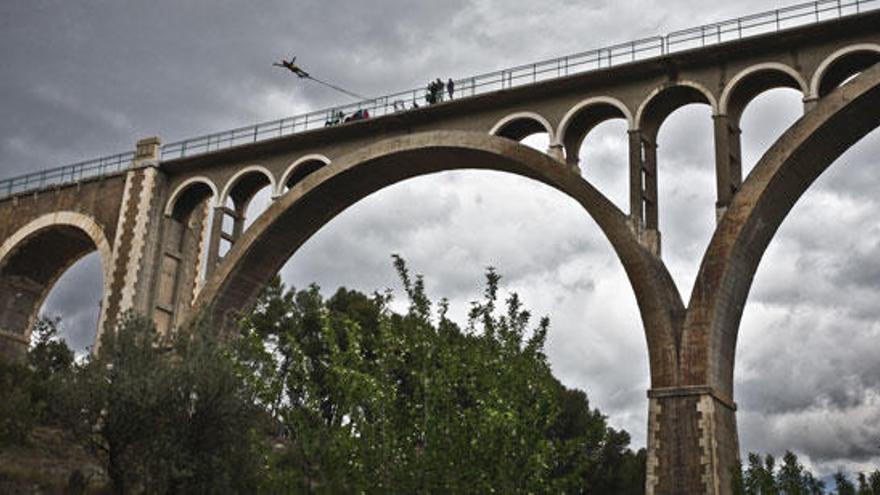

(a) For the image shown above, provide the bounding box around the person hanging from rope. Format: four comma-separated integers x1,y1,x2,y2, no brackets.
273,56,310,78
274,55,369,101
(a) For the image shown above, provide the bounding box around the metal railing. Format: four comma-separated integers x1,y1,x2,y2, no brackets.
664,0,873,51
1,0,876,200
157,0,874,160
0,152,134,199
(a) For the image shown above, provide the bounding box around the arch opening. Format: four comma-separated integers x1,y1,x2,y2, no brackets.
154,179,217,336
722,66,806,123
216,168,275,259
38,253,103,356
489,113,556,157
739,88,803,179
637,84,714,139
575,119,630,212
817,49,880,98
195,132,683,398
736,126,880,475
0,215,110,359
280,155,331,194
559,99,631,168
273,168,652,446
681,63,880,405
634,83,716,295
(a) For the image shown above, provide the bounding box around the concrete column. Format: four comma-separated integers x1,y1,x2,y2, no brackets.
629,130,661,256
206,206,226,274
628,130,644,225
712,115,742,223
646,387,739,495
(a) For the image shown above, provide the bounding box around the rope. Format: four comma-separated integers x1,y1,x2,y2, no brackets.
305,75,370,101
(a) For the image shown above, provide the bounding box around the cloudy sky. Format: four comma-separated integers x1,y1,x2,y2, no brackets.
2,0,879,478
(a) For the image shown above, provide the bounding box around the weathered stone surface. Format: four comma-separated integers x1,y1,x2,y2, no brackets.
1,14,878,492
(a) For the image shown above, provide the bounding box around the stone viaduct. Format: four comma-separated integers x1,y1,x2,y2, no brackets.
1,3,878,493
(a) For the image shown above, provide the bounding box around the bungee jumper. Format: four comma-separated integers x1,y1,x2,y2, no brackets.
274,54,369,101
273,56,310,78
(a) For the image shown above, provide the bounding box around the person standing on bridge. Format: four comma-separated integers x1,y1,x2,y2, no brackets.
447,78,455,100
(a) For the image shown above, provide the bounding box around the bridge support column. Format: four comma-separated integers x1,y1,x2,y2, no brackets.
101,137,168,337
206,205,246,275
712,114,742,223
629,130,661,256
646,387,739,495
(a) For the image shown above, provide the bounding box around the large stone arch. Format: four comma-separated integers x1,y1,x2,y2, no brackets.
194,130,684,388
683,63,880,398
0,212,113,357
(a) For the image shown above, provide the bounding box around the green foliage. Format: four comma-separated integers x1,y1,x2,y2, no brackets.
731,450,880,495
0,318,73,445
0,360,35,445
835,471,857,495
235,258,645,493
53,314,264,494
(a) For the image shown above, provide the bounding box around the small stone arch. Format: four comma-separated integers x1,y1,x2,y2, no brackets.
809,43,880,100
164,176,219,217
719,62,809,119
489,111,556,143
218,165,276,207
556,96,634,166
278,154,332,195
635,80,718,137
0,212,113,353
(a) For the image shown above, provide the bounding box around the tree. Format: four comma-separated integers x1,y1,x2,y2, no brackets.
54,314,264,493
834,471,857,495
738,451,826,495
777,450,806,495
0,318,73,445
234,258,645,493
870,470,880,495
857,472,871,495
744,453,778,495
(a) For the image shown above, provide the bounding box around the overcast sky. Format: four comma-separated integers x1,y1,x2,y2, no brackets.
2,0,879,478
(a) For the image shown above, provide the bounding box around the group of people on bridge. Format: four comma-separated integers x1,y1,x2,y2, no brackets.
426,77,455,105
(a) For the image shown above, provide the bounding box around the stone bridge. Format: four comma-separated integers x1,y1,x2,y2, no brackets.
1,4,878,493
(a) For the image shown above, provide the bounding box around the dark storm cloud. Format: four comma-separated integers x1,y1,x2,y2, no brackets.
3,0,879,476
